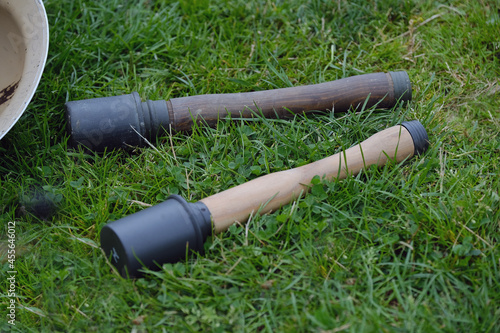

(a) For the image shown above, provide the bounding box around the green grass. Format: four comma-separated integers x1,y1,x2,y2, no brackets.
1,0,499,331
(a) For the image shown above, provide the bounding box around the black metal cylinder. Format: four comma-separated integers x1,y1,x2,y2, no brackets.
65,92,169,151
100,195,212,278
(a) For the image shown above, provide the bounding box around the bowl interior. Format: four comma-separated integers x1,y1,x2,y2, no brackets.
0,0,49,139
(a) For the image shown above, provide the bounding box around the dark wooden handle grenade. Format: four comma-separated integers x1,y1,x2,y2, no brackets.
65,71,411,152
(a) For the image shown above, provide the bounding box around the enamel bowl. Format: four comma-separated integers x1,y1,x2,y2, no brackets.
0,0,49,139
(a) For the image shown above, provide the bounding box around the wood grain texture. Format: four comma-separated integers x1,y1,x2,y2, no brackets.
200,124,415,233
169,72,396,131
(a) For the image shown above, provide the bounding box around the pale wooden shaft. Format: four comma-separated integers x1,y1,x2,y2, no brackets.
201,125,415,233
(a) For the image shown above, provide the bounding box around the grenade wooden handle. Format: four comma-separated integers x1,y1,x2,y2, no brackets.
169,71,411,131
201,121,427,232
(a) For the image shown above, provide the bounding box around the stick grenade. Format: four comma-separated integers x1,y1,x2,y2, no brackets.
66,71,411,152
100,120,428,278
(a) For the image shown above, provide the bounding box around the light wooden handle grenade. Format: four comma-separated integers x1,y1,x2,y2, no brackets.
100,120,429,278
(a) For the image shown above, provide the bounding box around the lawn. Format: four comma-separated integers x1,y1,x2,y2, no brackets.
1,0,499,332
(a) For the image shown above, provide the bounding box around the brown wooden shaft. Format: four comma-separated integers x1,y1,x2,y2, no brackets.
168,72,397,132
200,124,415,233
